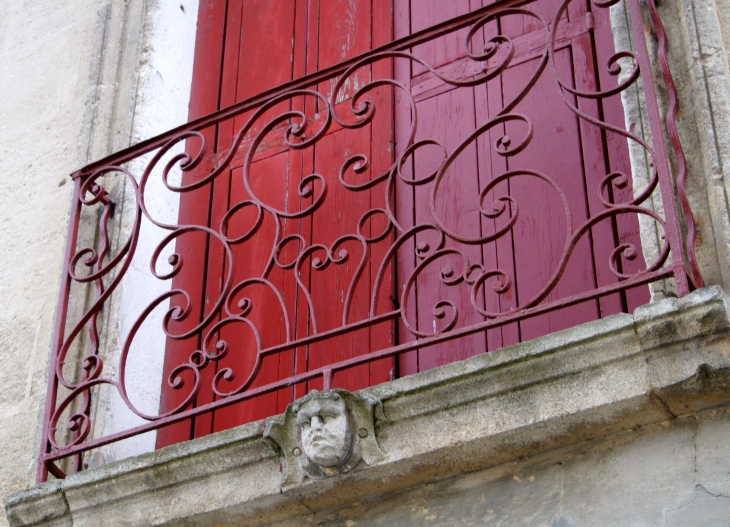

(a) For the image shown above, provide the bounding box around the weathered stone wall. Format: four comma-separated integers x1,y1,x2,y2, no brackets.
282,408,730,527
659,0,730,289
0,1,100,523
613,0,730,292
0,0,197,524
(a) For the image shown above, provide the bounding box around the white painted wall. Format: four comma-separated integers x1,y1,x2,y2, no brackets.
91,0,199,465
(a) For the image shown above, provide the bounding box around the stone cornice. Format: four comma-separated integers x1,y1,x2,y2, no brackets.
7,287,730,527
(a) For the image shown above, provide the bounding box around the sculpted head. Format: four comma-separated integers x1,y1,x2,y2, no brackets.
264,388,386,486
295,391,352,467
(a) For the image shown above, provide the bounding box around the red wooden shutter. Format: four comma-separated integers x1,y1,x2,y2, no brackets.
394,0,648,374
158,0,396,448
158,0,648,449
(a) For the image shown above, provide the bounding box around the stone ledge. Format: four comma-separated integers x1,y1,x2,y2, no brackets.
7,286,730,527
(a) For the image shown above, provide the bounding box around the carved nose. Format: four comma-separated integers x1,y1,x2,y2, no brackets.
311,416,324,430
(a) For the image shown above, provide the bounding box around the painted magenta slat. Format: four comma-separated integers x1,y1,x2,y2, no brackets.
591,2,650,313
394,0,418,377
570,29,626,318
412,88,487,370
503,46,601,341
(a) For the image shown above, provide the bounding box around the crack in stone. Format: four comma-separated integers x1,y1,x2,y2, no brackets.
697,483,730,499
651,388,677,418
59,487,72,526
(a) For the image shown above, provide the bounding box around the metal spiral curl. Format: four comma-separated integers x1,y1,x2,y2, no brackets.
43,0,699,468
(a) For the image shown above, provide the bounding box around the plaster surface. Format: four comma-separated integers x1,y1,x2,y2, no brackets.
0,1,99,524
0,0,198,523
89,0,199,467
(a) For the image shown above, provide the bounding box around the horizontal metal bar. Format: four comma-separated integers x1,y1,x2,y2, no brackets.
72,0,528,178
43,265,674,463
259,311,399,357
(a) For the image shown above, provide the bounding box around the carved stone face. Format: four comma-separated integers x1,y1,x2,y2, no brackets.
296,395,352,467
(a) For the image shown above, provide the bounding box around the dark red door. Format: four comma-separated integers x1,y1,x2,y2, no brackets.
393,0,648,374
157,0,648,448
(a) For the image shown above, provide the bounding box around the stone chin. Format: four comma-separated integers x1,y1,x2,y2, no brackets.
304,438,348,467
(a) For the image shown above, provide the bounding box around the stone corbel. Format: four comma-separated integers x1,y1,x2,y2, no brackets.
264,389,386,487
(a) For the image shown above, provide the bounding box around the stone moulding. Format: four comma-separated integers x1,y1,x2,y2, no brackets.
6,286,730,527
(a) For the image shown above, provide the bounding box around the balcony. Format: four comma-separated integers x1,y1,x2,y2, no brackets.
38,0,702,483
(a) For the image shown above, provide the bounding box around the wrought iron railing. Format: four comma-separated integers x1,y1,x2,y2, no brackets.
39,0,702,481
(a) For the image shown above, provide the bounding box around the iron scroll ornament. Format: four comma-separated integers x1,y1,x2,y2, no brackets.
40,0,700,480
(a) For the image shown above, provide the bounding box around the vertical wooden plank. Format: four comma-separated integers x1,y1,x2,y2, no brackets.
489,6,541,346
394,0,419,377
232,0,297,139
157,0,226,449
502,48,600,341
306,0,390,392
193,168,231,437
291,142,316,401
368,0,397,386
412,89,486,371
317,0,372,102
307,123,374,392
295,0,322,398
570,29,626,319
467,0,507,351
475,13,522,351
217,0,246,149
485,72,522,349
191,0,246,439
211,0,298,430
291,141,315,401
212,154,295,431
288,0,312,405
